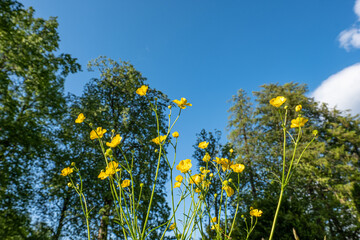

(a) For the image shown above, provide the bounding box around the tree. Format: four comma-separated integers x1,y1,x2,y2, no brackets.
227,83,360,239
0,0,80,238
41,57,172,239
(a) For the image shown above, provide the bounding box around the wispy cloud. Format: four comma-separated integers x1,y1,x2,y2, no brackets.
338,0,360,50
311,63,360,114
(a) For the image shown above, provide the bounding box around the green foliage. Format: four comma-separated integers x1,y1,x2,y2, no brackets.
0,0,80,238
227,82,360,239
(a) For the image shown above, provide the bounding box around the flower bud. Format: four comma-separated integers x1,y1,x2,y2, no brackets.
228,178,232,183
89,123,93,127
111,129,115,133
313,130,318,136
223,180,229,186
168,105,172,109
284,105,288,110
199,167,205,172
140,183,144,188
155,149,158,153
209,173,214,177
71,162,76,167
295,105,302,112
105,148,113,157
67,183,72,187
214,194,218,198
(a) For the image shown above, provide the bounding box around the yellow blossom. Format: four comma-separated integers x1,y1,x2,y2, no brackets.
202,153,211,162
106,134,122,148
250,208,263,217
198,141,209,149
189,174,204,185
61,167,73,176
75,113,85,123
211,217,217,223
269,96,287,107
223,185,234,197
176,159,192,173
98,170,108,180
230,164,245,173
121,179,131,188
295,105,302,112
169,223,176,230
200,168,210,175
175,175,183,183
172,131,179,138
290,117,308,128
151,135,167,145
194,188,201,193
105,161,120,176
90,127,107,140
136,85,148,96
211,224,222,231
229,148,234,153
173,98,192,109
174,182,181,188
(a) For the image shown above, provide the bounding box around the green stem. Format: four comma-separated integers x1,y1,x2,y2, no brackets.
269,187,284,240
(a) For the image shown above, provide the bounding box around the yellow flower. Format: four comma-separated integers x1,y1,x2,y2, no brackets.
198,141,209,149
175,175,183,183
194,188,201,193
229,148,234,153
176,159,192,173
214,157,232,171
223,185,234,197
189,174,204,185
211,224,222,231
211,217,217,223
60,167,73,176
290,117,308,128
230,164,245,173
136,85,148,96
173,98,192,109
250,208,263,217
151,135,167,145
90,127,107,140
269,96,287,107
121,179,131,188
106,134,122,148
169,223,176,230
202,153,211,162
105,161,120,176
98,170,108,180
295,105,302,112
75,113,85,123
174,182,181,188
200,168,210,175
172,131,179,138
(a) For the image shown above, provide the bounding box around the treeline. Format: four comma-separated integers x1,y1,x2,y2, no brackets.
1,1,360,239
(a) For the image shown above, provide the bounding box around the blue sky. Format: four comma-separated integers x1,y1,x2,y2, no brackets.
22,0,360,235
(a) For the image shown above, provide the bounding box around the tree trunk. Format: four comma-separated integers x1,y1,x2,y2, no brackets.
97,198,112,240
54,194,71,240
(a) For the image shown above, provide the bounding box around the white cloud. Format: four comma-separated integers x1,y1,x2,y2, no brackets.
338,0,360,50
311,63,360,114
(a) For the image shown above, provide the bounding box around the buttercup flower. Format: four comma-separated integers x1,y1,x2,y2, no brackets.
211,217,217,223
90,127,107,140
106,134,122,148
176,159,192,173
211,224,222,231
175,175,183,183
290,117,308,128
172,131,179,138
195,188,201,193
213,157,232,171
98,170,108,180
189,174,204,185
269,96,287,107
169,223,176,230
105,161,120,176
295,105,302,112
136,85,148,96
198,141,209,149
250,207,263,217
174,182,181,188
202,153,211,162
230,163,245,173
75,113,85,123
61,167,73,176
151,135,167,145
121,179,131,188
173,98,192,109
223,185,234,197
229,148,234,153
